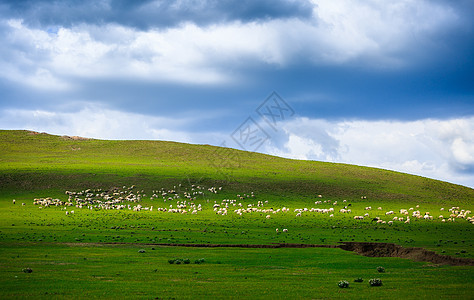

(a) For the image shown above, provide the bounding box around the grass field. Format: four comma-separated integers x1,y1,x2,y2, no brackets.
1,130,473,298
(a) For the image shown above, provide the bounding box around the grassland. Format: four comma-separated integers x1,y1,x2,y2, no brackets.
0,130,473,298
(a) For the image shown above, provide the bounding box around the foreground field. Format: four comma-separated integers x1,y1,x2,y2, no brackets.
0,130,473,298
1,242,473,299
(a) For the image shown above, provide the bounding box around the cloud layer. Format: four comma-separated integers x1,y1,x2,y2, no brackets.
263,117,474,187
0,1,473,188
0,0,470,88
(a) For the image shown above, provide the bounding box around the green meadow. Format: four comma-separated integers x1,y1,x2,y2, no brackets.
1,130,473,298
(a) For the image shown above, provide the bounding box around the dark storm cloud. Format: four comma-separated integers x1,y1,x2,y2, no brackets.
0,0,314,29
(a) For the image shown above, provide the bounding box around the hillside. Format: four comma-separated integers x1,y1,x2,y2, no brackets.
1,130,472,204
1,130,473,299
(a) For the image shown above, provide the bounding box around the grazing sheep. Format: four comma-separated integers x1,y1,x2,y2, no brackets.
282,229,288,233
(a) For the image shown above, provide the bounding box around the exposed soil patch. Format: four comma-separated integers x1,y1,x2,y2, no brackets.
60,241,473,266
338,242,474,266
140,243,338,249
61,135,91,140
27,130,47,135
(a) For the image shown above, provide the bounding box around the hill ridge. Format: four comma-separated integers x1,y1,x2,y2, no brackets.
0,129,473,204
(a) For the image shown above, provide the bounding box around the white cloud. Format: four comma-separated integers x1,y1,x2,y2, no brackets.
311,0,458,66
262,117,474,188
0,0,461,88
0,106,195,142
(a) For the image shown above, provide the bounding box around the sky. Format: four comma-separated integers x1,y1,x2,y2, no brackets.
0,0,473,188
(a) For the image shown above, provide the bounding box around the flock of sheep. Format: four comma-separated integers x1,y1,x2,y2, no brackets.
15,185,473,227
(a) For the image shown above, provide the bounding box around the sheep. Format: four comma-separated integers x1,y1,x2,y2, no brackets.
282,229,288,233
12,199,16,204
266,215,271,219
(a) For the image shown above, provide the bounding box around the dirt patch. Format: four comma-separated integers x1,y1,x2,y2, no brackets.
103,242,338,249
338,242,474,266
60,241,473,266
61,135,91,141
28,131,48,135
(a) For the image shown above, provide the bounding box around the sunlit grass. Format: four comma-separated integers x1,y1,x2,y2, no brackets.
0,130,472,298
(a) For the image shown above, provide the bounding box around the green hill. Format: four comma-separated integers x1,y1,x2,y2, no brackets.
1,130,473,299
1,129,472,205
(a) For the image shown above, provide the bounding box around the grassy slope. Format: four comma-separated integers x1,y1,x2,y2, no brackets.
1,130,472,204
1,130,473,298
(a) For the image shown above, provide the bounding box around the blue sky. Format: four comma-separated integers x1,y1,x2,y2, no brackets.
0,0,473,187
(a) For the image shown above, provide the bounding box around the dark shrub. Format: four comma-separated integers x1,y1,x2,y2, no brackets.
369,278,383,286
338,280,349,288
376,266,385,273
194,258,206,264
22,268,33,273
